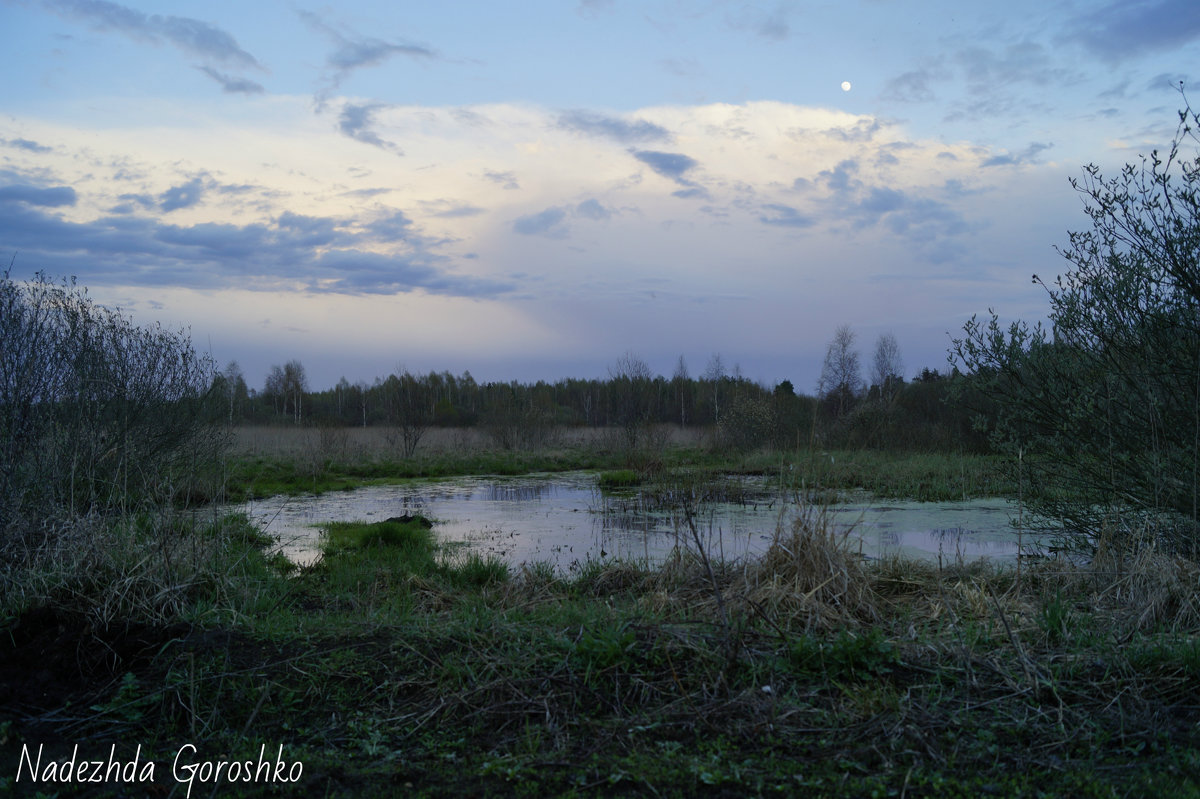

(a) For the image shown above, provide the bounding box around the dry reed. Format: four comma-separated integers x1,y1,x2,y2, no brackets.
732,503,879,632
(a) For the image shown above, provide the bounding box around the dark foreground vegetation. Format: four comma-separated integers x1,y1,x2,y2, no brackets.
2,510,1198,797
3,106,1200,796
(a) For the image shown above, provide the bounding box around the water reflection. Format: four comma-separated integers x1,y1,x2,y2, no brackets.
234,473,1023,570
484,482,554,502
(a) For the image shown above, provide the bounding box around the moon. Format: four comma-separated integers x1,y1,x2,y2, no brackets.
841,81,852,92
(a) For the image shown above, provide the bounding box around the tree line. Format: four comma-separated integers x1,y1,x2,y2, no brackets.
211,342,989,454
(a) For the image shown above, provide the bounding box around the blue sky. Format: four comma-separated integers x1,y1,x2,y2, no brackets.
2,0,1197,392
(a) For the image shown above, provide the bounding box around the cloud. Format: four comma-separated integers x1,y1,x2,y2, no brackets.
756,10,790,40
818,159,860,195
325,34,434,71
156,221,270,258
631,150,700,187
159,178,205,212
108,190,156,215
1,138,53,154
117,192,156,209
365,211,414,242
310,250,436,292
881,69,940,103
513,207,569,237
659,57,703,79
758,203,813,228
1146,72,1190,92
0,184,77,207
802,151,972,248
955,42,1063,91
556,110,672,143
428,203,486,218
338,103,401,152
980,141,1053,167
726,4,795,41
197,66,264,94
671,187,710,200
299,9,435,100
575,198,613,221
823,117,885,143
44,0,262,69
277,211,344,247
578,0,615,14
857,187,906,216
341,187,393,199
0,198,507,298
1066,0,1200,61
831,182,970,243
483,170,520,190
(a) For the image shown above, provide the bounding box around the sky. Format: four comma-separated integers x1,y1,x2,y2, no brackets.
2,0,1197,394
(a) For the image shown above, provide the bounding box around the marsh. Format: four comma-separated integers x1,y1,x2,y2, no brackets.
235,472,1024,569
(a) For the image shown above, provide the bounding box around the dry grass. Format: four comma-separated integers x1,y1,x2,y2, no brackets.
230,425,487,459
734,503,880,631
546,501,1200,648
0,510,267,628
229,424,709,459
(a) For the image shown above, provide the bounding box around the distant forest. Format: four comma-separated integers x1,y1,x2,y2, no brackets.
211,353,991,453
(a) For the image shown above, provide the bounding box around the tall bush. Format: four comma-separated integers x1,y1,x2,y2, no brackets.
0,270,224,550
952,104,1200,553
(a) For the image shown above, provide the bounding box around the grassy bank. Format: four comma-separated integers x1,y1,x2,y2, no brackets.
3,508,1197,797
221,425,1016,502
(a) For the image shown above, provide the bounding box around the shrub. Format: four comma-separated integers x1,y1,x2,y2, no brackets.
0,270,225,552
952,104,1200,554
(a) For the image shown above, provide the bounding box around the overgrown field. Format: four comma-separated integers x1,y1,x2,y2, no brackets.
3,504,1198,797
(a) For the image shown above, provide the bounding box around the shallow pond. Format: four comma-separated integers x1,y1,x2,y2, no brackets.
236,472,1028,571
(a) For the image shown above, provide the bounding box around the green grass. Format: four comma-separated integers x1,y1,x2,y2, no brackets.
763,448,1016,501
321,516,435,554
3,505,1198,797
223,441,1016,504
222,448,629,501
597,468,642,489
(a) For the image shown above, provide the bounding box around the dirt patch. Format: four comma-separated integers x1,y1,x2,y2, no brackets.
0,607,191,717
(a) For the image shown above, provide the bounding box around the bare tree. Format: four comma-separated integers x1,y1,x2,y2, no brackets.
817,324,862,418
335,376,351,419
283,360,307,425
383,368,431,457
870,332,904,402
220,361,247,424
705,352,726,422
672,354,690,427
355,380,370,427
609,351,654,451
264,365,286,417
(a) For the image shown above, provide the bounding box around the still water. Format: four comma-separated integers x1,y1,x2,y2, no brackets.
237,472,1025,570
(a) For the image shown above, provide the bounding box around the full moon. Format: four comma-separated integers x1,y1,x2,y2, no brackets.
841,81,852,92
